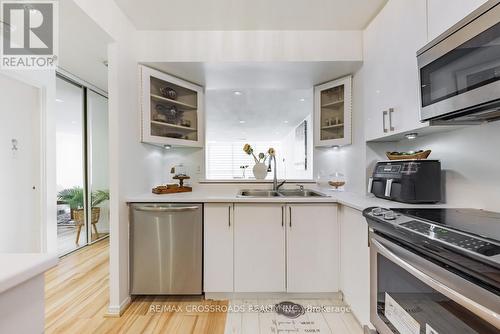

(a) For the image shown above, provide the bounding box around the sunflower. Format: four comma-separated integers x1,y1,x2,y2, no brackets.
243,143,253,155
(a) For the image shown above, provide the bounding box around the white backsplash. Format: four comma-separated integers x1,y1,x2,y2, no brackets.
369,121,500,212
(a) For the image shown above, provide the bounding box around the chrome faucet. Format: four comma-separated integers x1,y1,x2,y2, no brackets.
268,155,286,191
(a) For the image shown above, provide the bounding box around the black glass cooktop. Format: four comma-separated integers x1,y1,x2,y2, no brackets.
393,208,500,242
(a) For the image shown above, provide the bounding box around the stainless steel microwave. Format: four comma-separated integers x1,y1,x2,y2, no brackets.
417,0,500,124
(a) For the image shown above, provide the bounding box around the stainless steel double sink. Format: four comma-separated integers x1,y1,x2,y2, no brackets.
238,189,328,198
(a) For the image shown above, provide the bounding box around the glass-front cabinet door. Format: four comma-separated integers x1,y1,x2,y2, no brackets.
314,75,352,147
140,65,204,148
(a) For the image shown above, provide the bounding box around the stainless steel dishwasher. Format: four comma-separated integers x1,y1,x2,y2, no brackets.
130,203,202,295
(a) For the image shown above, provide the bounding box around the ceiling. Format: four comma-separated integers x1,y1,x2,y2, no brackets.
145,61,362,89
58,1,112,91
115,0,387,31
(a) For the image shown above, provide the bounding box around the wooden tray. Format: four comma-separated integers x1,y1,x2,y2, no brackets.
152,186,192,194
386,150,431,160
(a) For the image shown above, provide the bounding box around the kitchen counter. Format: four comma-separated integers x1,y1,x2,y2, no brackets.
0,253,58,294
0,253,58,334
127,186,452,211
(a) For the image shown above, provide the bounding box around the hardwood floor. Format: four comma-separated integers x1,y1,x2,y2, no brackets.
45,238,227,334
45,238,362,334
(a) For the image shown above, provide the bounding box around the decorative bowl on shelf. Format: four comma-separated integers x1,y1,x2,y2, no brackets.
160,87,177,100
386,150,431,160
155,104,184,123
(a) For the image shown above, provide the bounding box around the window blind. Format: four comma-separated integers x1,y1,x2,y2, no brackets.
206,141,282,180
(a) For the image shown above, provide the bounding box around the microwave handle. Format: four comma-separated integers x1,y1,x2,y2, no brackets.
367,177,374,193
371,238,500,328
384,179,393,197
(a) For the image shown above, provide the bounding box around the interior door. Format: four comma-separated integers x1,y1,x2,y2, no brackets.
55,76,86,255
234,203,285,292
0,73,40,252
287,204,339,292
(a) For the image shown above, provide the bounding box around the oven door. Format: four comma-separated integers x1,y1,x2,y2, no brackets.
370,232,500,334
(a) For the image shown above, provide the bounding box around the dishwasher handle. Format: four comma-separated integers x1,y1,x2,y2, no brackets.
134,205,200,212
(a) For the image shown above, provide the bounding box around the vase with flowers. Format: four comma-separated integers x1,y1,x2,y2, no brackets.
243,144,276,180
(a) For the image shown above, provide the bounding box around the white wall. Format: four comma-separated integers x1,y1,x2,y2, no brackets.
373,122,500,212
134,30,363,62
0,74,41,252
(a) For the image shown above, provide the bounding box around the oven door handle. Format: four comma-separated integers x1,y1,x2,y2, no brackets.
371,238,500,328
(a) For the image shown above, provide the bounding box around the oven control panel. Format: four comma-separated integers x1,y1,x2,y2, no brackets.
365,207,500,265
401,220,500,257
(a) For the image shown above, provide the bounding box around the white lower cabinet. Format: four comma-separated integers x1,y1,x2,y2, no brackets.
233,203,286,292
205,202,340,294
287,204,339,292
339,205,371,327
204,203,234,292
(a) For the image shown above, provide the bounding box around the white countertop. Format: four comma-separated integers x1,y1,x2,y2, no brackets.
127,186,451,211
0,253,58,294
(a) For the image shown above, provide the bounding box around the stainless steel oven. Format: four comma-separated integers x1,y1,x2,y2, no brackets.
417,0,500,124
370,231,500,334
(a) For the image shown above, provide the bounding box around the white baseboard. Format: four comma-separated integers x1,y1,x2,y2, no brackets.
205,292,342,301
106,296,131,317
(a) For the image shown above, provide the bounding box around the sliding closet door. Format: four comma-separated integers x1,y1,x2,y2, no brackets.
87,90,109,243
55,76,87,255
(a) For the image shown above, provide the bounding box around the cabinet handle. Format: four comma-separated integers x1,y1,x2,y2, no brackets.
289,207,292,228
382,110,388,133
228,205,231,227
281,206,284,227
389,108,395,131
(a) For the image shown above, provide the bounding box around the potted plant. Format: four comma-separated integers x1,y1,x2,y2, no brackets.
57,187,110,244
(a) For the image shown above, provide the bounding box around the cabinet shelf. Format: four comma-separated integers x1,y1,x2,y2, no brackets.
314,76,352,147
151,94,197,110
321,123,344,130
321,100,344,108
140,65,204,148
151,121,197,132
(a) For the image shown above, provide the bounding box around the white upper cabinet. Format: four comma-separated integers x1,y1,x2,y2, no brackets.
363,0,428,141
204,203,233,293
233,204,286,292
286,204,339,293
139,65,204,147
427,0,489,41
314,76,352,147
